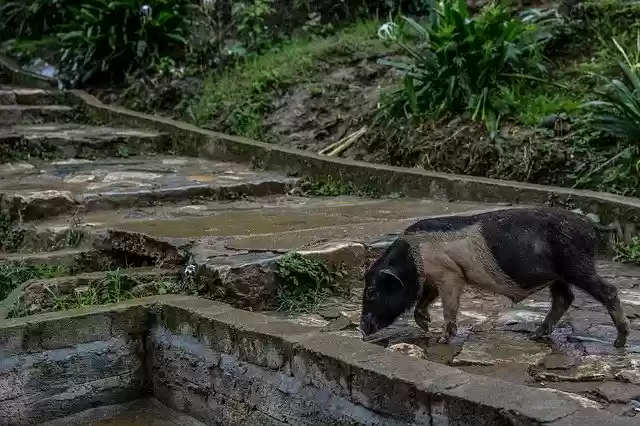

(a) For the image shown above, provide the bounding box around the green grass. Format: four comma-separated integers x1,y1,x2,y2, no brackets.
9,267,182,317
615,237,640,265
0,263,69,301
187,20,387,139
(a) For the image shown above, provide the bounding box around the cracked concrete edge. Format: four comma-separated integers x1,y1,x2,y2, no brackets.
66,90,640,243
0,295,635,426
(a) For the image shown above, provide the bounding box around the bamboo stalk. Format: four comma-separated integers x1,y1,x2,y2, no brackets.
326,126,368,157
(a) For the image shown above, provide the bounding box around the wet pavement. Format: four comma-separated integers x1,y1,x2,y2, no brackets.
32,195,495,242
0,156,300,219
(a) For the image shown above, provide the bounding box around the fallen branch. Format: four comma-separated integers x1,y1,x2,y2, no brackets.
325,126,368,157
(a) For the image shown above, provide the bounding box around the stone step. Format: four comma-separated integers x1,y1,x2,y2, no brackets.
2,266,181,318
19,196,496,252
0,156,300,221
0,87,66,105
0,248,90,267
0,104,75,124
0,124,170,163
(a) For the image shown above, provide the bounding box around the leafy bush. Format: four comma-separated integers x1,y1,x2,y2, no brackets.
615,236,640,264
376,0,553,129
1,0,193,86
582,34,640,141
274,252,346,314
578,34,640,195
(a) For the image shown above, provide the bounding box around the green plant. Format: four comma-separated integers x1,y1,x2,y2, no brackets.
2,0,193,86
582,33,640,141
274,252,346,314
0,263,69,301
577,33,640,194
377,0,553,129
233,0,276,53
306,179,385,198
614,236,640,263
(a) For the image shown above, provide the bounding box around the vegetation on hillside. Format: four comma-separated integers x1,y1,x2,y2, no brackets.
3,0,640,198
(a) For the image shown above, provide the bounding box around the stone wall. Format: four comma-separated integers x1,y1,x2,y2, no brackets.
0,301,150,425
1,296,637,426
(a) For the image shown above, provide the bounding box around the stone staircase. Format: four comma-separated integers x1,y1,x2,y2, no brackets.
1,82,640,417
0,84,494,318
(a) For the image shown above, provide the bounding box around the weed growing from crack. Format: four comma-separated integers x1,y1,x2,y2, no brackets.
274,252,347,314
305,178,389,198
614,237,640,265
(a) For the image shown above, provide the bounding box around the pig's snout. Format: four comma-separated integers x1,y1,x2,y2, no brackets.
359,312,378,336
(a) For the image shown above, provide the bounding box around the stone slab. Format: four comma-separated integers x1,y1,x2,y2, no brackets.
0,123,170,161
0,156,300,220
0,104,75,124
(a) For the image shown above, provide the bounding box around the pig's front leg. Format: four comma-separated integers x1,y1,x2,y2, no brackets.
414,284,439,333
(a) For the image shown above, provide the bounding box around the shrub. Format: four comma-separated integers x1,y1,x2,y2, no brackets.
578,33,640,195
274,252,346,314
582,34,640,142
1,0,193,86
376,0,553,129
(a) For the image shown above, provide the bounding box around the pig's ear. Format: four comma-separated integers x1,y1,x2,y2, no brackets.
380,268,404,288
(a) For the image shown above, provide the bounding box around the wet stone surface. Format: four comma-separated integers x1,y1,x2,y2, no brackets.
0,104,75,124
0,124,169,161
0,156,300,220
275,260,640,417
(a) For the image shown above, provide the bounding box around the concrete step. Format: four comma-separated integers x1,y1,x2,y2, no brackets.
0,104,75,124
0,87,66,105
0,124,170,162
2,266,181,318
0,156,300,221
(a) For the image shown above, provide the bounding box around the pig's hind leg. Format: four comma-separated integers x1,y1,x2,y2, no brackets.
570,271,629,348
557,255,629,348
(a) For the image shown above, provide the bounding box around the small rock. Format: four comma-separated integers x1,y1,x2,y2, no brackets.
595,382,640,403
571,208,585,215
631,399,640,412
318,306,342,320
387,343,426,359
530,358,614,382
541,388,602,409
617,369,640,385
64,174,96,183
162,158,189,165
541,353,576,370
320,314,354,332
103,171,162,182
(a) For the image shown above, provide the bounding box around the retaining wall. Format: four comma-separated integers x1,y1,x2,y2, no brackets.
0,301,149,425
0,296,636,426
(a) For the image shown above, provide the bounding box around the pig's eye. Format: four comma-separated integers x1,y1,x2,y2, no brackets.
366,286,376,299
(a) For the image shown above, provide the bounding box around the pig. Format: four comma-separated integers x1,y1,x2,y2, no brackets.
360,207,629,348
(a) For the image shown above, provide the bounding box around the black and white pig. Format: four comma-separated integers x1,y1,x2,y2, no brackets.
360,207,629,348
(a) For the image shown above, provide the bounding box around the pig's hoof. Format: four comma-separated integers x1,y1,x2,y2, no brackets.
614,335,627,348
529,332,551,343
436,335,451,344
